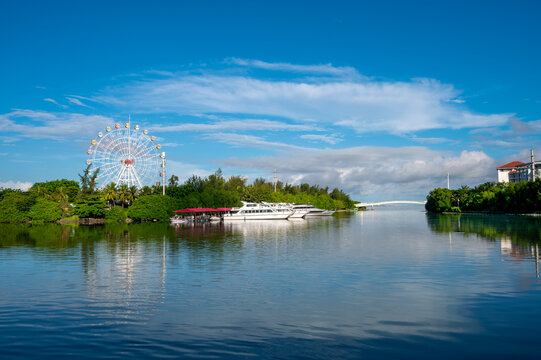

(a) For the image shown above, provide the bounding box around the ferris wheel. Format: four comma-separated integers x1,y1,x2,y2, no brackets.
86,122,165,190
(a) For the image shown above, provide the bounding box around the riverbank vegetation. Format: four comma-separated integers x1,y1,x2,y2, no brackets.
0,169,355,223
425,180,541,213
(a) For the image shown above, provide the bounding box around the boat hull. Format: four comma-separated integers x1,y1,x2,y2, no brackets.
304,210,335,216
223,213,291,221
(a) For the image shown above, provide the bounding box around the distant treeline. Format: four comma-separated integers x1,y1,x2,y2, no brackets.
425,180,541,213
0,168,355,223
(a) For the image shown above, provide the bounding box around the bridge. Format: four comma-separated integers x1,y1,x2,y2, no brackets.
355,200,426,207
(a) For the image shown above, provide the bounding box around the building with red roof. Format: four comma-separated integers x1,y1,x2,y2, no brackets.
497,150,540,183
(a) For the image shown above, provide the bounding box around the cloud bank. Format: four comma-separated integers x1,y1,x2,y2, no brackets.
0,180,33,191
95,59,513,135
0,110,113,140
222,147,495,200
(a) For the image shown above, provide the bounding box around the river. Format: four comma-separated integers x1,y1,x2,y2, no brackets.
1,208,540,359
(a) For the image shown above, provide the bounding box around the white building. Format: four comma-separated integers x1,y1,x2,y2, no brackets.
497,150,541,183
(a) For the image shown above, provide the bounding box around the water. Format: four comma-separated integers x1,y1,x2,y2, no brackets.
1,208,541,359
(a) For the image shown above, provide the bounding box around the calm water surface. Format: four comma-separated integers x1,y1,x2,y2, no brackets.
1,208,541,359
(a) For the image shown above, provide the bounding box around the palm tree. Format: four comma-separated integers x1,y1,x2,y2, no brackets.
128,186,138,206
117,184,129,208
103,183,117,207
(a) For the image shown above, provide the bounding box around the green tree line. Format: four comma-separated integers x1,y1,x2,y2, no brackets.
425,179,541,213
0,168,355,223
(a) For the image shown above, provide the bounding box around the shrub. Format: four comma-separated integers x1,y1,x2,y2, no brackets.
74,195,107,218
128,195,177,222
105,207,129,222
0,192,34,223
28,199,62,222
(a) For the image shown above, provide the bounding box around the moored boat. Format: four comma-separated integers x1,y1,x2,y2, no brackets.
223,202,293,220
291,204,335,216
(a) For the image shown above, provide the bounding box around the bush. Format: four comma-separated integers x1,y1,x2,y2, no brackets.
0,192,34,223
74,195,107,218
128,195,177,222
105,206,129,222
28,199,62,222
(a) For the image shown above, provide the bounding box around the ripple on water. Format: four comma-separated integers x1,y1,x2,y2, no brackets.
1,212,541,358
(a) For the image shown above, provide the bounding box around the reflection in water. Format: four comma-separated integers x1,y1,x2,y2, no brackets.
1,212,541,359
427,213,541,277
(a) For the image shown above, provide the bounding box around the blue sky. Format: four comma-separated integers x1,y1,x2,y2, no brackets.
0,0,540,201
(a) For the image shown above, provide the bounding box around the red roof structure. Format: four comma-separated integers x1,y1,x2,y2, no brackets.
497,161,525,169
173,208,231,213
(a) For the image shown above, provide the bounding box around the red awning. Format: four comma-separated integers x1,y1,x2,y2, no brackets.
173,208,232,213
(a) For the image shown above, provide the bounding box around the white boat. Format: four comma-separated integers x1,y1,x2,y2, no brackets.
170,217,189,224
223,202,293,221
264,202,309,218
291,204,335,216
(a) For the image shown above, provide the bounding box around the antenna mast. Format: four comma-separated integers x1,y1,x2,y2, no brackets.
530,149,535,181
273,168,277,192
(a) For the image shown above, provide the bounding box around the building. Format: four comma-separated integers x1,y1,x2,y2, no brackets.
497,150,541,183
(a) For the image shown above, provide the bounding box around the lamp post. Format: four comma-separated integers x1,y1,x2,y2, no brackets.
160,152,166,195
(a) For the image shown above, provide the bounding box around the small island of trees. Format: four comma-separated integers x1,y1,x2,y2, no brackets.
0,167,355,223
425,179,541,213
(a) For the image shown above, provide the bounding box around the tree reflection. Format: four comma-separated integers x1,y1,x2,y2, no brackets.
427,213,541,277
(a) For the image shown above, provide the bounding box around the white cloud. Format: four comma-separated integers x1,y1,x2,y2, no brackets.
0,110,113,140
0,180,33,191
203,132,312,151
66,97,90,107
222,147,496,201
300,134,342,144
43,98,67,108
94,63,512,135
152,118,318,133
469,119,541,148
167,159,211,181
408,135,457,144
226,58,360,78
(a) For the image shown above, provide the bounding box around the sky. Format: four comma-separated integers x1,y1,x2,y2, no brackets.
0,0,540,201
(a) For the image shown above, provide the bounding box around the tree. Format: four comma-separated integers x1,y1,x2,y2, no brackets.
128,195,177,221
168,175,179,188
74,194,107,218
117,184,129,208
79,164,99,197
28,199,62,222
225,175,247,192
0,192,34,223
103,183,117,207
128,185,138,206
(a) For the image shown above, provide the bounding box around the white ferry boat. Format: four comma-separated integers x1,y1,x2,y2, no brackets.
223,202,293,221
263,202,310,218
291,204,335,216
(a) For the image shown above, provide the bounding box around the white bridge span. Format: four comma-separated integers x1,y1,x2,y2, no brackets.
356,200,426,207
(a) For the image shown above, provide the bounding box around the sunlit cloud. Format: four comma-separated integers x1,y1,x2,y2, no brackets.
299,134,342,144
0,180,33,191
226,57,361,78
0,110,113,140
203,132,313,151
94,60,513,135
152,118,318,133
43,98,68,108
66,97,91,108
222,147,496,200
